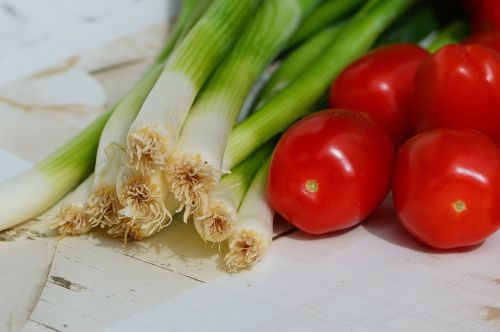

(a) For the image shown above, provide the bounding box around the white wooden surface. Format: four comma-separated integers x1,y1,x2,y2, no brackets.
108,202,500,331
0,0,175,87
0,1,499,331
0,239,57,332
0,142,57,332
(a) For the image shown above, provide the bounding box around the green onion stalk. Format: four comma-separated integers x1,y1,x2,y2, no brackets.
113,0,261,241
374,1,441,47
153,0,212,66
425,20,469,53
51,175,95,235
258,0,431,112
194,142,275,243
287,0,366,49
107,0,212,241
0,0,206,235
256,24,344,110
0,111,110,232
125,0,261,176
167,0,321,229
225,157,273,272
86,64,165,233
257,0,447,113
223,0,418,170
55,0,203,237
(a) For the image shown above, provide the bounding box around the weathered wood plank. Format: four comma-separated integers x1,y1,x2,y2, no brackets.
28,234,201,332
0,239,57,332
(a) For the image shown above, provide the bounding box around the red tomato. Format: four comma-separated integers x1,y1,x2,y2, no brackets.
469,0,500,32
267,109,395,235
410,44,500,146
329,44,429,147
464,30,500,54
393,129,500,249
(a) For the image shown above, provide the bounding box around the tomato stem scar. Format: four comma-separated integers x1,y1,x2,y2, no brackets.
305,180,319,193
453,200,467,213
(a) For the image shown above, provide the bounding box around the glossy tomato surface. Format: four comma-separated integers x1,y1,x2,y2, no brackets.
464,30,500,54
410,44,500,145
393,129,500,249
329,44,429,146
267,109,395,235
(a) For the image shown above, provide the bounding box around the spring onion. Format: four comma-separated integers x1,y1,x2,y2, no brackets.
287,0,365,48
51,175,94,236
167,0,321,222
0,111,111,232
88,0,207,231
153,0,209,66
87,65,165,229
126,0,260,175
223,0,417,170
261,1,442,113
0,0,204,232
425,21,469,53
114,165,179,241
109,183,178,242
194,142,274,243
375,1,440,47
256,24,344,109
225,158,273,272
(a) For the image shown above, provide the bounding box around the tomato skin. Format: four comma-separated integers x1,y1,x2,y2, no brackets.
469,0,500,32
410,44,500,146
329,44,429,147
464,30,500,54
393,129,500,249
267,109,395,235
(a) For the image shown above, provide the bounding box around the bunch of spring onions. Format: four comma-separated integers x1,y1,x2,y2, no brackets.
0,0,417,272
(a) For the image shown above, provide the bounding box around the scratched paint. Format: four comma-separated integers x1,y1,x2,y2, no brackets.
49,276,86,292
484,306,500,322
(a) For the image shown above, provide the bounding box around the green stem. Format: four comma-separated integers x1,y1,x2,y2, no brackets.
224,156,273,272
425,20,469,53
221,140,275,209
154,0,203,65
375,1,441,47
0,0,204,231
223,0,417,170
287,0,365,48
127,0,263,173
0,111,111,231
166,0,262,89
95,0,206,174
172,0,320,169
256,23,344,109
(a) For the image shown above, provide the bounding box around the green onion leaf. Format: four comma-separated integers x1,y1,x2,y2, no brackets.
223,0,417,170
